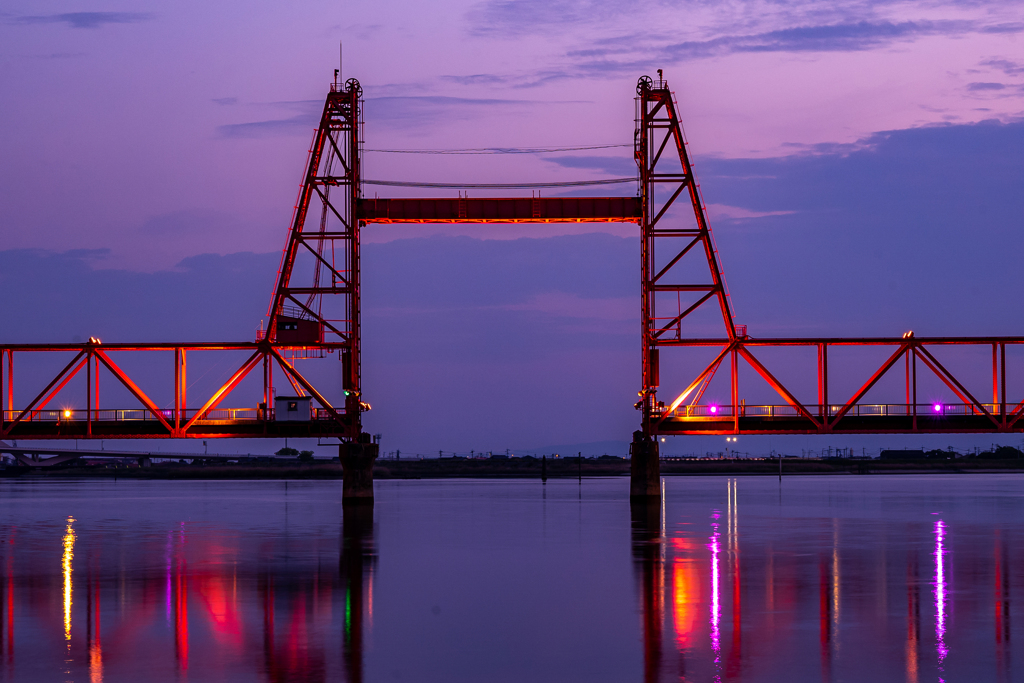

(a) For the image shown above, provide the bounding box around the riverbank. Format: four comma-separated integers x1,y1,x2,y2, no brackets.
4,455,1024,479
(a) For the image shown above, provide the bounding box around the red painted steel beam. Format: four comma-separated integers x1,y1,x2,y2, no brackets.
646,336,1024,347
356,197,642,224
0,342,349,352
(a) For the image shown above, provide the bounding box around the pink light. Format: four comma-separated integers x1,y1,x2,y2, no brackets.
933,403,942,413
709,405,718,414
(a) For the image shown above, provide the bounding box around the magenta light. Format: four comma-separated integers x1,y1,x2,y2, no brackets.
709,405,718,414
933,403,942,413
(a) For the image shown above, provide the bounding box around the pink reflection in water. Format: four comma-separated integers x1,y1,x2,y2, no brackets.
934,519,948,677
709,512,721,681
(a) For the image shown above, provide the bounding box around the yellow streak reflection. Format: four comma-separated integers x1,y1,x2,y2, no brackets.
672,539,699,649
89,642,103,683
832,520,840,648
906,637,918,683
63,516,76,643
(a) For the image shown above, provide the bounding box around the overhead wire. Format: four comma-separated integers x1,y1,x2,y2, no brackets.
364,144,630,155
360,178,630,188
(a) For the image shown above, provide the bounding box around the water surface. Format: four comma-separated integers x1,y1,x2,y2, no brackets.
0,474,1021,682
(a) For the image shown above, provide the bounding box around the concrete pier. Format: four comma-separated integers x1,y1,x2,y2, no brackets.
629,430,660,499
340,436,379,503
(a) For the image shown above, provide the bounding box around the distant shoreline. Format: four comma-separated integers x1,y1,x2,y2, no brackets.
3,456,1023,479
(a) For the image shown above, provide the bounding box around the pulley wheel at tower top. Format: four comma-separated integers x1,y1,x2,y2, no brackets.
346,78,362,97
636,75,652,95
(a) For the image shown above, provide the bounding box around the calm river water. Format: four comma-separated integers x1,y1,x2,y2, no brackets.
0,474,1021,682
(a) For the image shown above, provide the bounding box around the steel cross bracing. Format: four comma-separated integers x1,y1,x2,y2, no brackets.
4,73,1024,442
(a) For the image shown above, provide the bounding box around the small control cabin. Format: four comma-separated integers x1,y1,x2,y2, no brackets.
275,316,322,345
274,396,312,422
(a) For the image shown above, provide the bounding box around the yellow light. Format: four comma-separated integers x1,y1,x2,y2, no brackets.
63,516,76,643
64,410,72,418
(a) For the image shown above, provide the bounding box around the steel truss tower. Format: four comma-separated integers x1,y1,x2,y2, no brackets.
268,78,364,441
636,75,735,439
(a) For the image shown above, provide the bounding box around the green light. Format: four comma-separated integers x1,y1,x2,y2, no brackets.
344,588,352,635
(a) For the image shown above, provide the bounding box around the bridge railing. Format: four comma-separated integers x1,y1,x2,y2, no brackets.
666,403,1003,418
1,407,342,423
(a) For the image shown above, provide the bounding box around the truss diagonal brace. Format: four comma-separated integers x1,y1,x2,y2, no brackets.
94,349,174,434
916,345,1000,427
268,347,346,426
737,346,821,428
827,344,908,429
312,184,351,231
1,351,86,436
656,343,734,426
181,350,263,433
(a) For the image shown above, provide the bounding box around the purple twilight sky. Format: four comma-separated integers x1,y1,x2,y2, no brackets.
2,0,1024,456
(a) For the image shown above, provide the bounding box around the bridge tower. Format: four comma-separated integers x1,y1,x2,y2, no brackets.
633,74,736,498
268,76,378,499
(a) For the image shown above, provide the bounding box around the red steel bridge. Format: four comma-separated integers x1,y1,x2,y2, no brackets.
2,74,1023,448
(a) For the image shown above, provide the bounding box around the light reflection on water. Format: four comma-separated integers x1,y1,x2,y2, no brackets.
934,519,947,679
0,475,1021,681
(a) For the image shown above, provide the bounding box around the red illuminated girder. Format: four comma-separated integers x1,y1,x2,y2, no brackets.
651,335,1024,436
0,341,352,440
356,196,642,224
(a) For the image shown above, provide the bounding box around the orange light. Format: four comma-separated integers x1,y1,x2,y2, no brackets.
64,410,72,418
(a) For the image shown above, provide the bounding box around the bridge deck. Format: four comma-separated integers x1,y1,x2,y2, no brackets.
656,403,1022,435
2,409,348,439
356,196,642,223
4,402,1022,439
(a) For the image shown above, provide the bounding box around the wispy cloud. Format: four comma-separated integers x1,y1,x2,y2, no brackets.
16,12,153,29
461,0,1024,90
217,114,313,138
968,82,1007,91
659,20,989,59
440,74,512,86
705,203,796,221
467,0,626,37
365,95,543,128
544,155,636,176
217,96,544,137
212,97,238,106
980,58,1024,76
216,100,320,138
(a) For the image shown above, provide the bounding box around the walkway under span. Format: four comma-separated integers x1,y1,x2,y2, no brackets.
2,74,1022,444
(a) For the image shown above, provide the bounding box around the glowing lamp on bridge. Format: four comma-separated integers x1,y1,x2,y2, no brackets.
933,403,943,413
709,404,718,414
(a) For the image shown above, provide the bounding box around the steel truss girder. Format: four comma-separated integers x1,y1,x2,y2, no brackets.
0,341,353,440
652,336,1024,435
